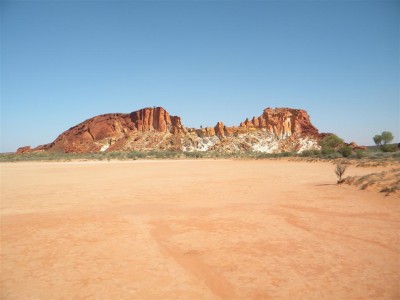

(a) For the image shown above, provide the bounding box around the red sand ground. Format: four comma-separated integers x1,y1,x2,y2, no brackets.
1,160,399,299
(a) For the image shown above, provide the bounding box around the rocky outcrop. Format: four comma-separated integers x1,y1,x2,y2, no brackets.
16,146,31,154
347,142,367,151
27,107,186,153
17,106,324,154
214,122,225,138
129,107,185,134
239,108,319,139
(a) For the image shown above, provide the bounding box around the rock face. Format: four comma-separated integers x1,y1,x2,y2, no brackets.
129,107,185,134
239,108,319,138
16,146,31,154
19,106,323,154
214,122,225,138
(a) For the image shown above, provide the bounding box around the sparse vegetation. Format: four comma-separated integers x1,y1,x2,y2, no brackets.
338,146,352,158
380,186,399,196
345,168,400,195
334,160,348,184
2,147,400,197
300,149,321,157
183,151,206,158
321,134,343,154
1,143,400,163
355,150,366,159
380,144,397,152
373,131,396,152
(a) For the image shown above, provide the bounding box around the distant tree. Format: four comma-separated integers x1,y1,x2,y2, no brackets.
373,131,394,146
373,134,383,146
373,131,395,152
335,160,348,184
381,131,394,145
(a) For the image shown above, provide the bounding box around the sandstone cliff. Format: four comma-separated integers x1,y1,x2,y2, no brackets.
239,108,319,139
19,106,322,154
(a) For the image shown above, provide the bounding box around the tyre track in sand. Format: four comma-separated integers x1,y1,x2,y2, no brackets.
150,221,236,300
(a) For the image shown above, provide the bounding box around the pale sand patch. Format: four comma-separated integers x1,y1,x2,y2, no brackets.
1,160,399,299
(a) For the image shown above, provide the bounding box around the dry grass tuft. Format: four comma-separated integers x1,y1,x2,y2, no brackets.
335,160,348,184
345,168,400,196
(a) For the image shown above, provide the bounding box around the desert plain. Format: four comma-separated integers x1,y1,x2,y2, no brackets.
1,159,399,299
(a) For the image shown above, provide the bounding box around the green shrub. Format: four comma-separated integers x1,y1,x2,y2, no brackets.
338,146,352,157
370,152,384,159
301,150,314,157
321,147,335,155
355,150,366,159
320,134,345,157
183,151,204,158
163,151,179,158
127,151,147,159
281,152,292,157
153,151,168,158
301,149,321,157
381,144,397,152
392,152,400,158
321,135,344,149
325,152,343,159
312,149,322,156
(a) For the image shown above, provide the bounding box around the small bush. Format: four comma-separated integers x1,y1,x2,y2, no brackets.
323,150,344,159
164,151,179,158
370,152,384,159
321,147,335,155
183,151,205,158
355,150,366,159
127,151,147,159
153,151,167,159
335,160,348,184
312,149,322,156
380,186,399,195
338,146,352,158
321,135,344,149
301,150,314,157
381,144,397,152
281,152,292,157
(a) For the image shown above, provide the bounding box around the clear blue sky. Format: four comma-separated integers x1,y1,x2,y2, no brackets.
1,0,399,152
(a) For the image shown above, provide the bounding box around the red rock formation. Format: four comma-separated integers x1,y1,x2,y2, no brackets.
16,146,31,154
239,108,319,139
214,121,225,138
129,107,185,133
26,107,186,153
16,106,322,154
195,127,215,137
347,142,367,151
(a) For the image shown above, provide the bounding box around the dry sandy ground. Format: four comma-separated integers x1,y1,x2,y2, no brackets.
1,160,399,299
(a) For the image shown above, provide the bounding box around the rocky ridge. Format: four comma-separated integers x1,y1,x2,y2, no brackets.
17,107,323,154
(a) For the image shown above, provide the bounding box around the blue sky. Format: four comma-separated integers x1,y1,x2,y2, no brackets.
1,0,399,152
